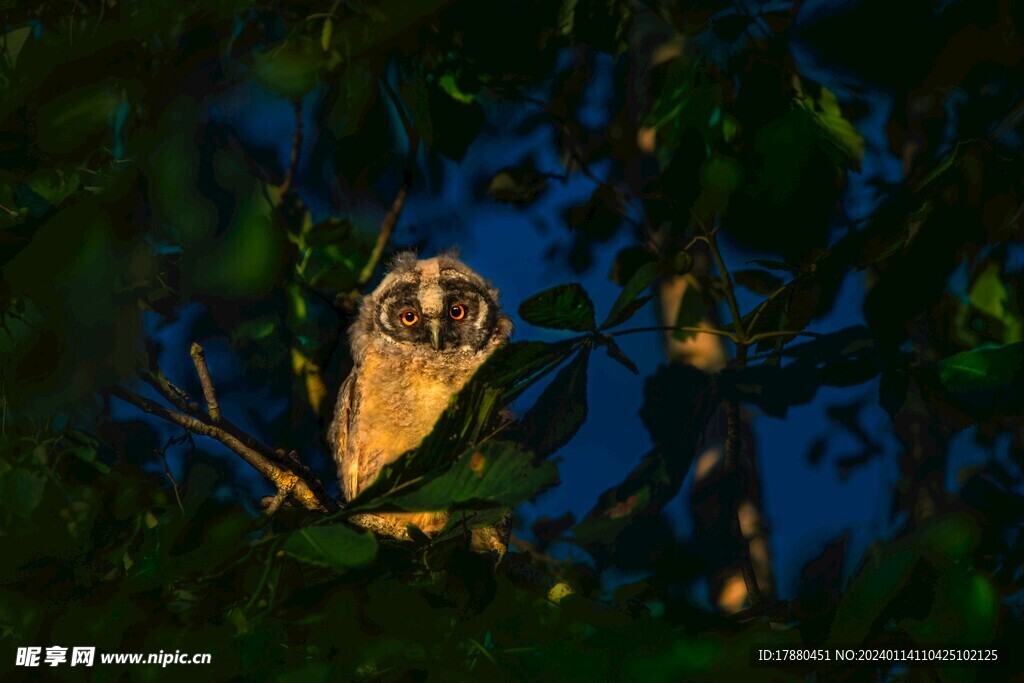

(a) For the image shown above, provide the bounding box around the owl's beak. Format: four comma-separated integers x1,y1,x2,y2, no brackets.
429,319,443,350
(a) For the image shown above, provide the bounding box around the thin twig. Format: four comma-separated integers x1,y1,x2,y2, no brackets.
358,174,411,286
155,433,187,513
347,513,412,540
278,98,303,197
188,348,222,421
747,329,822,343
706,228,746,343
109,385,338,514
139,370,194,414
189,343,221,422
610,325,738,343
745,283,790,336
263,482,294,516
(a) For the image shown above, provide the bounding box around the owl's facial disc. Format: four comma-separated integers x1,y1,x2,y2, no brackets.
375,271,498,352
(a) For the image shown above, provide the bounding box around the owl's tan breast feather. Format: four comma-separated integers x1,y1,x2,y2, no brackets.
349,345,490,486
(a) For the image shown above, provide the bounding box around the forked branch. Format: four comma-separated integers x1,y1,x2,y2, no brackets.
113,344,423,542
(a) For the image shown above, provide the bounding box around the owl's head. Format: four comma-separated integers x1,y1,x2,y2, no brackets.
349,251,513,360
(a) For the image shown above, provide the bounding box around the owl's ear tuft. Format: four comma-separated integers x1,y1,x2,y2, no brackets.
435,245,463,261
387,250,420,273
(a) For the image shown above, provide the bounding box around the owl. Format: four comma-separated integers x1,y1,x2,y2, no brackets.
328,252,513,535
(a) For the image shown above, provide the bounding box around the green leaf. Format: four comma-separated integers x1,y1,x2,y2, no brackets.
518,348,591,458
62,429,110,474
793,77,864,171
35,84,121,156
601,261,661,330
3,26,31,67
438,73,475,104
254,40,321,99
320,18,333,52
828,514,986,648
388,441,558,511
0,468,46,517
938,342,1024,404
692,154,743,218
519,283,596,331
281,524,377,570
827,547,917,645
969,264,1022,343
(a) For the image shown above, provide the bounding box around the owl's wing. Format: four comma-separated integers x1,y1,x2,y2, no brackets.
327,371,360,503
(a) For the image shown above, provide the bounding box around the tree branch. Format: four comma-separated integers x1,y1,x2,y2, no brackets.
112,343,342,515
357,172,412,286
113,346,434,543
189,343,221,422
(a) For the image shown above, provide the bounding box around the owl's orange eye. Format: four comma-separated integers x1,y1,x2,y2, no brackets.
400,310,419,326
449,304,467,321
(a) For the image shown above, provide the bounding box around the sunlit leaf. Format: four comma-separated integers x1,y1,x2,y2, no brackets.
438,73,475,104
793,76,864,171
388,441,558,511
969,264,1022,343
320,18,333,52
348,340,579,507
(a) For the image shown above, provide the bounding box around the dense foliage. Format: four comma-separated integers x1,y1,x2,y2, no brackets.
1,1,1022,680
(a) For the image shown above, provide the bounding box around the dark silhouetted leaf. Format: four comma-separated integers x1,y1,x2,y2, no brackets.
304,217,353,247
750,259,802,273
602,337,638,374
573,366,717,557
608,246,655,286
487,163,550,204
0,468,46,517
601,262,661,330
733,268,784,296
519,283,596,331
519,348,591,458
720,329,880,417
